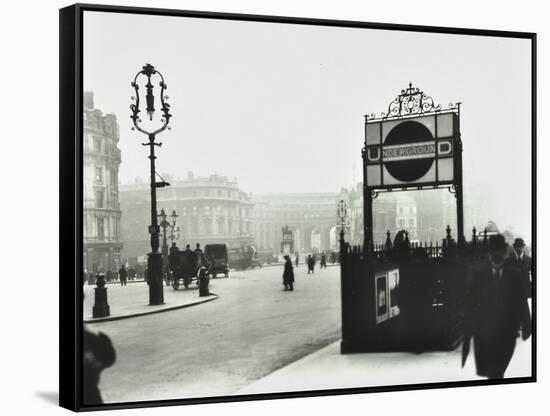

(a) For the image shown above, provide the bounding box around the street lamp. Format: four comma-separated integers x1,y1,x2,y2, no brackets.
159,208,171,257
337,200,348,248
169,209,180,243
130,63,172,305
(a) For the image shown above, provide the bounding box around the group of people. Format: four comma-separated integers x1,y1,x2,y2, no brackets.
462,235,532,379
169,242,207,266
294,253,328,274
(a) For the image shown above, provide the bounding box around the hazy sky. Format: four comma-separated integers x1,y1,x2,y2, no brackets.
83,11,532,239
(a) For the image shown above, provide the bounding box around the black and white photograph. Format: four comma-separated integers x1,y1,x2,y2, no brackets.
54,1,540,413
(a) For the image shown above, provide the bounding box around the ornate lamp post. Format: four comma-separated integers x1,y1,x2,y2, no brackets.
337,200,348,249
169,209,180,243
159,208,170,258
130,63,172,305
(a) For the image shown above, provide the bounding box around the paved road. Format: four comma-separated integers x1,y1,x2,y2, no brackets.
94,264,341,403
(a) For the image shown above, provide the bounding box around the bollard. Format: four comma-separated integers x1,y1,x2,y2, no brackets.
198,268,210,297
93,272,110,318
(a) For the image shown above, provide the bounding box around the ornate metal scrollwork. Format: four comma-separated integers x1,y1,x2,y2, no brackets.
380,82,442,119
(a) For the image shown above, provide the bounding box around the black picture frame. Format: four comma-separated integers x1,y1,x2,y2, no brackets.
60,3,536,412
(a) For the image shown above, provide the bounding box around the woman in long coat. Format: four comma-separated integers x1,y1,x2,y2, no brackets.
282,255,294,291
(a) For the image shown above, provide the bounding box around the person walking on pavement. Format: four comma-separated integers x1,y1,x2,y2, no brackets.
507,237,532,299
462,234,531,379
307,254,315,274
320,253,327,269
295,253,299,268
118,265,127,286
282,255,294,291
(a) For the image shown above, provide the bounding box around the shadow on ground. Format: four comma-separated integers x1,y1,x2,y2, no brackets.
35,391,58,406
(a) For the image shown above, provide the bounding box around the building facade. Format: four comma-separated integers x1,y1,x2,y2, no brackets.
250,192,341,253
83,91,123,274
119,173,254,259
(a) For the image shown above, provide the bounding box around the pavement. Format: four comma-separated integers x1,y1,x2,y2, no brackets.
83,280,218,323
236,336,532,395
84,267,532,400
237,317,533,396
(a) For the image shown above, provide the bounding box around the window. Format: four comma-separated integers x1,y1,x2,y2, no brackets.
203,218,211,234
95,167,103,183
93,137,102,153
110,169,117,186
95,190,104,208
97,218,105,239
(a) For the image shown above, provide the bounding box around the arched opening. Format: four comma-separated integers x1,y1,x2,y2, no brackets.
329,226,338,251
311,227,321,253
294,228,301,252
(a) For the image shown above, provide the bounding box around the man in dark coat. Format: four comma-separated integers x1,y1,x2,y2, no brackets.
462,234,531,379
118,265,127,286
307,254,315,274
320,253,327,269
507,237,532,299
295,253,299,268
169,242,179,256
282,255,294,291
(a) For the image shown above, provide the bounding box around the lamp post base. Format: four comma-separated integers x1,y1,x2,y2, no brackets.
92,287,110,318
147,252,164,305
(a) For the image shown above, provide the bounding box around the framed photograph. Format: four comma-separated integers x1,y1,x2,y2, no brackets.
60,3,536,412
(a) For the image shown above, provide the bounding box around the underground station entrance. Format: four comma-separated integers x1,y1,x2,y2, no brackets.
340,84,488,353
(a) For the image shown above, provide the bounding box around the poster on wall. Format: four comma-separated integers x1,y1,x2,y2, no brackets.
375,273,389,324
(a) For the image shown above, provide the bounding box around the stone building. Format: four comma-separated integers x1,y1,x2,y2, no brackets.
82,91,123,274
119,173,254,259
250,192,341,253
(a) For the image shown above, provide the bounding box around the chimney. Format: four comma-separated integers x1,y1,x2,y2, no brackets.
84,91,94,110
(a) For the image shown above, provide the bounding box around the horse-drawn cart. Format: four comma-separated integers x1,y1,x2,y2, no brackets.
169,250,204,290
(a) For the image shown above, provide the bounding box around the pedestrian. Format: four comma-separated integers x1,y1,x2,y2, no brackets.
462,234,531,379
118,264,127,286
83,324,116,405
282,255,294,291
105,270,113,283
170,242,179,256
307,254,315,274
320,253,327,269
506,237,532,299
295,253,299,268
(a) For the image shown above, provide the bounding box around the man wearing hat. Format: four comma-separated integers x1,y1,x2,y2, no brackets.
462,234,531,379
507,237,532,299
